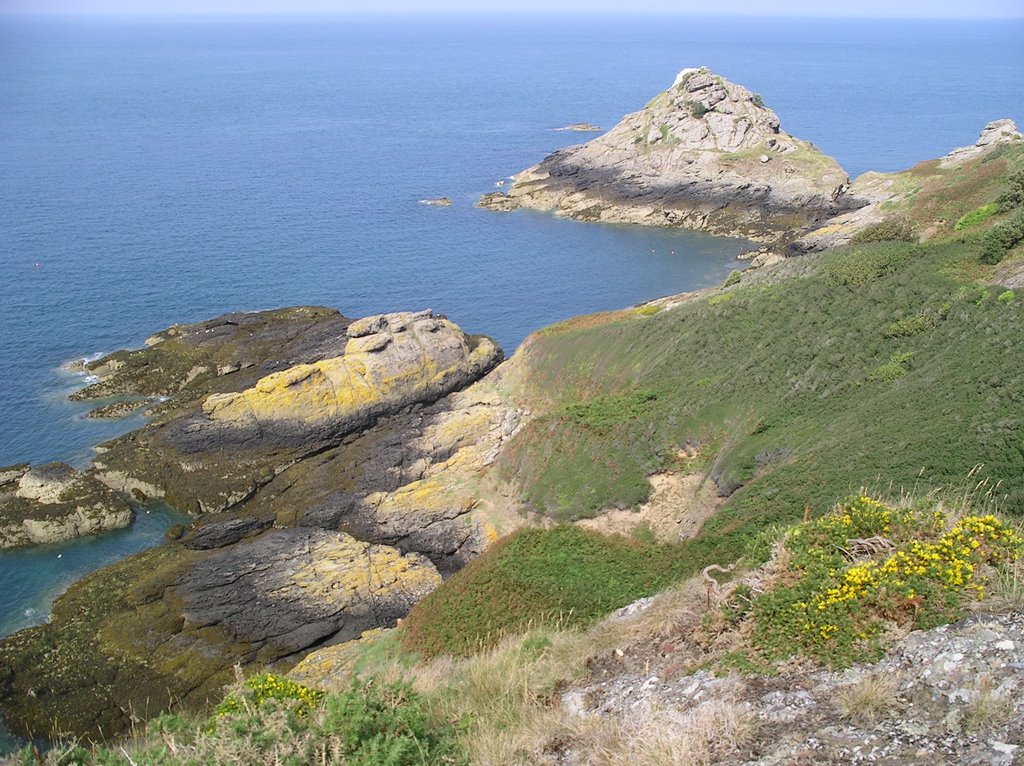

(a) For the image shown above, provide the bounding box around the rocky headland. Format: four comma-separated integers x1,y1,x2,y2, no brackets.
478,67,854,240
3,70,1024,757
0,306,517,741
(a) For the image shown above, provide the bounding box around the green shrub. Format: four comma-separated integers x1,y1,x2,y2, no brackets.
751,93,765,108
399,526,692,658
850,218,914,245
980,210,1024,264
996,165,1024,212
636,303,661,316
998,290,1016,304
316,681,467,766
724,270,742,287
822,243,913,286
565,390,658,433
686,100,709,118
954,202,999,230
883,315,930,338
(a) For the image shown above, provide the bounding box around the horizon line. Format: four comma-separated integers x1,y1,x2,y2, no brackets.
3,9,1024,19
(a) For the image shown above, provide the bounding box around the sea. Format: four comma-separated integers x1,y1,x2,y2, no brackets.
0,11,1021,668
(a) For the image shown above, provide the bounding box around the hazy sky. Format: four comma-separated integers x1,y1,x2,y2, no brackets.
3,0,1023,16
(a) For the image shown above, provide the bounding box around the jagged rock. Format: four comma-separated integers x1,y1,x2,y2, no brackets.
482,67,852,240
477,191,521,212
0,463,132,548
194,310,501,449
555,123,601,132
420,197,453,206
940,119,1023,168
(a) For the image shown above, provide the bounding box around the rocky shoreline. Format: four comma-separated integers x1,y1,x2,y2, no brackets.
0,306,519,742
479,66,1024,258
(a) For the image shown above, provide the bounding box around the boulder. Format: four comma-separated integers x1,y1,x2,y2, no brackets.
0,463,133,548
195,310,502,449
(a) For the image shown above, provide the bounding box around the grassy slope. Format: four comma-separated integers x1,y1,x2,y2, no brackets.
499,239,1024,530
401,149,1024,657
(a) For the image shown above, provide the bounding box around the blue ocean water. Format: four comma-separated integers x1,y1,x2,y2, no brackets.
0,14,1021,647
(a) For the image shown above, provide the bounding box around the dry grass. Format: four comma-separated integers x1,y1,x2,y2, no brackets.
409,626,611,765
571,699,757,766
963,675,1015,733
833,672,903,726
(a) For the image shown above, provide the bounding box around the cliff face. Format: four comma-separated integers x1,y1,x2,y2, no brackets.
480,67,852,240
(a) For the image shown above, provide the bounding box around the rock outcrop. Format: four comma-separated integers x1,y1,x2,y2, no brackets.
69,305,351,414
0,463,132,548
481,67,852,240
0,306,518,742
0,529,440,741
791,119,1024,254
195,310,501,449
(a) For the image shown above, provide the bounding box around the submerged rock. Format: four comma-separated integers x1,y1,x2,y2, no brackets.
0,462,132,548
482,67,852,240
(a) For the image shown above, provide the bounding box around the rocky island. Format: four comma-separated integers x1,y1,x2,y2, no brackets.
479,67,854,240
480,66,1023,257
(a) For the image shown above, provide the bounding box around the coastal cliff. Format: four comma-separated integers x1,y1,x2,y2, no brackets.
479,67,853,240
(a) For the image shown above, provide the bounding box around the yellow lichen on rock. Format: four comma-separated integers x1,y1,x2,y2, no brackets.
200,311,501,432
288,628,389,690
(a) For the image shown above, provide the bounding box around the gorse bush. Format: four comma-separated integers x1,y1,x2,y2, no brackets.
749,497,1023,666
16,678,467,766
980,209,1024,264
850,217,914,244
214,672,325,719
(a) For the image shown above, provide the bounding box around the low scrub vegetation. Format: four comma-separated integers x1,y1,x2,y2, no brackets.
13,674,467,766
745,496,1023,666
399,525,694,658
497,238,1024,538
